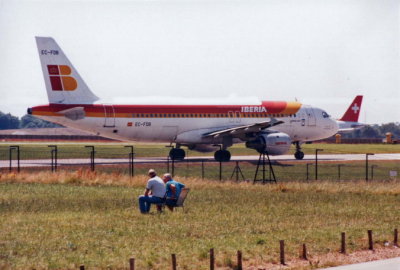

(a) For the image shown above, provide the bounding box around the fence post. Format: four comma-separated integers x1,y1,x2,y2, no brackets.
315,149,323,180
8,146,12,172
124,146,134,177
280,240,285,265
129,257,135,270
338,164,343,180
368,230,373,250
341,232,346,254
201,160,205,179
172,155,175,177
171,254,177,270
167,155,170,173
371,165,377,180
210,248,214,270
186,150,189,177
85,146,95,171
9,146,20,173
365,153,374,181
79,265,85,270
85,145,94,172
219,160,222,181
394,229,398,247
237,250,242,270
301,244,307,260
48,145,58,172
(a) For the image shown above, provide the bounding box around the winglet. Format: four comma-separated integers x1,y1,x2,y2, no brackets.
340,95,363,122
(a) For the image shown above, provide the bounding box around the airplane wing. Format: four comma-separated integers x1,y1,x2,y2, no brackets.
204,119,284,138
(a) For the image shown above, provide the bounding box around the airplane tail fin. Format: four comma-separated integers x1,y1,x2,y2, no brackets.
340,95,363,122
35,37,99,104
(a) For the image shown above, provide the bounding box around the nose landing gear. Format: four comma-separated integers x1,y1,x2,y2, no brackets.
294,141,304,160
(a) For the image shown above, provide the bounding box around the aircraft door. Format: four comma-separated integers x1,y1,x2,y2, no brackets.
228,111,235,123
235,111,241,123
306,107,316,126
103,104,116,127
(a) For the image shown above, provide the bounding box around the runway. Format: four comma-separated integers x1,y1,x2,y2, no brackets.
1,153,400,168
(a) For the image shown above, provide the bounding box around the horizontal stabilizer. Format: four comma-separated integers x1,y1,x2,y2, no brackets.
57,106,85,120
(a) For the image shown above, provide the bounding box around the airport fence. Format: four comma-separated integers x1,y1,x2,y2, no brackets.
0,145,399,182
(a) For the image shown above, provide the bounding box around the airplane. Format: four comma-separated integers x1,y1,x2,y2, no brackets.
336,95,367,132
29,37,343,161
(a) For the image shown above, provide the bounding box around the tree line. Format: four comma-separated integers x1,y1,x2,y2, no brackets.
0,111,61,129
343,122,400,139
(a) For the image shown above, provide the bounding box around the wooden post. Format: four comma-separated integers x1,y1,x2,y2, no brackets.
368,230,373,250
171,254,177,270
129,258,135,270
201,160,205,179
79,265,85,270
280,240,285,265
210,248,214,270
394,229,398,247
237,250,242,270
301,244,307,260
341,232,346,254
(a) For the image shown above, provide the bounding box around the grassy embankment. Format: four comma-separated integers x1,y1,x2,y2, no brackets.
1,171,400,269
0,143,399,160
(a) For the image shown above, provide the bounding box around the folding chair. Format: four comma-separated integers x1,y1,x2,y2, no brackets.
172,188,190,212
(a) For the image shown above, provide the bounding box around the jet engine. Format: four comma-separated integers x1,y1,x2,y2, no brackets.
245,132,291,155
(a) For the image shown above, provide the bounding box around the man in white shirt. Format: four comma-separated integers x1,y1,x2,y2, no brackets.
138,169,166,214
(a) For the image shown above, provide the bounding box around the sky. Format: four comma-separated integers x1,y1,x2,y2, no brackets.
0,0,399,124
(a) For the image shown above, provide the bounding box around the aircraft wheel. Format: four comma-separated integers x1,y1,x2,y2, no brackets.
169,148,185,160
214,150,231,162
294,151,304,160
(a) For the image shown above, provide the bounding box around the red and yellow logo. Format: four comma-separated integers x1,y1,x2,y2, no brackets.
47,65,77,91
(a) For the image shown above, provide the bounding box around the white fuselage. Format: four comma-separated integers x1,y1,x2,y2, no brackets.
37,105,338,147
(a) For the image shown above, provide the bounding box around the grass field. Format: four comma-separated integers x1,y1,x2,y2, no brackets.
1,143,400,160
1,172,400,269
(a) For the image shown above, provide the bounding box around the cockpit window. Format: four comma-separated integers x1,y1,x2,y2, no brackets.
322,111,330,118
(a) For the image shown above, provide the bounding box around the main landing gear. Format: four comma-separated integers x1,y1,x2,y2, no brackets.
168,145,232,162
214,149,231,162
169,148,186,160
294,141,304,160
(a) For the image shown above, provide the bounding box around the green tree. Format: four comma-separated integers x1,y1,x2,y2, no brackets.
0,111,20,130
19,114,61,128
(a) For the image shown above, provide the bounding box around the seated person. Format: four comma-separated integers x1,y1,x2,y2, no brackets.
162,173,185,211
138,169,166,214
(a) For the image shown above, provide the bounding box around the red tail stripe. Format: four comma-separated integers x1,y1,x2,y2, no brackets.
340,95,363,122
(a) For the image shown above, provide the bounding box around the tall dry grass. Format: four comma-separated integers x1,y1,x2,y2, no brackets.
1,169,400,195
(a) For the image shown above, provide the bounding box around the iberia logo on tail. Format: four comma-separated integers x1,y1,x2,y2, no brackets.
47,65,77,91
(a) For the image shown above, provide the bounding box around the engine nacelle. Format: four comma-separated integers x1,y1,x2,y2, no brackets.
246,132,291,155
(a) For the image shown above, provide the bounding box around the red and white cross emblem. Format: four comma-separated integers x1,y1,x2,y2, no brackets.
351,103,360,114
